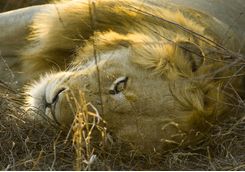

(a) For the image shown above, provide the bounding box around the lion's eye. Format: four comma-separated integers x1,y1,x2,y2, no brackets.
109,76,128,95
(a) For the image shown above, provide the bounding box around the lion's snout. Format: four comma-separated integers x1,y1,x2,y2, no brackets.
27,72,94,127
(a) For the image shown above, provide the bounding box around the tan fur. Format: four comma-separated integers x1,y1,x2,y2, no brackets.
19,0,245,152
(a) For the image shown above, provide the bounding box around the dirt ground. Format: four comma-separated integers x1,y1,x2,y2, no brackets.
0,1,245,170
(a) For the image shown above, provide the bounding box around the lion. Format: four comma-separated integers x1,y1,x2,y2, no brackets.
1,0,245,152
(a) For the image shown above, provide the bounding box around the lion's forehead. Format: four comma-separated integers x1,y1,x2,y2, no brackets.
69,47,155,87
72,47,131,71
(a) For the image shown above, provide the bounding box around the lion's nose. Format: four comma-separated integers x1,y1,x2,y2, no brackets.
45,88,66,108
51,88,66,104
44,87,67,124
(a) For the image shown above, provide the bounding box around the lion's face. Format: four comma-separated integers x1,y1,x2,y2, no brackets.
27,44,179,150
26,34,231,151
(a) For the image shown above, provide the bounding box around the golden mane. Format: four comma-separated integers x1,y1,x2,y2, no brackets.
20,0,224,78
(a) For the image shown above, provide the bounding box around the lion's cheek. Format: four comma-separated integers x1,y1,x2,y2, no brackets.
114,118,185,152
105,93,135,114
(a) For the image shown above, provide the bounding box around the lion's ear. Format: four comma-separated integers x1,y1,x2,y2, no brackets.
175,41,205,72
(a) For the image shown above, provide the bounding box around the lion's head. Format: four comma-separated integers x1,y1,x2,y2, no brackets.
25,30,242,151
